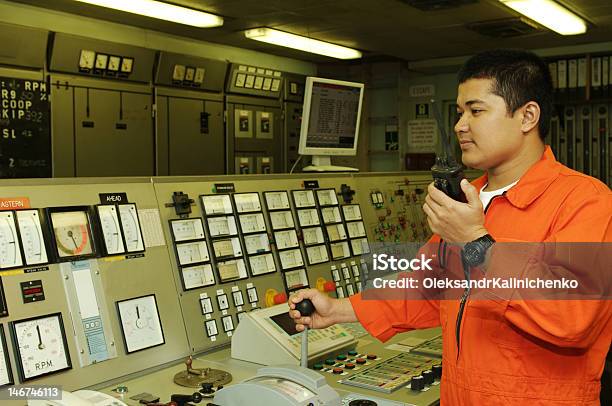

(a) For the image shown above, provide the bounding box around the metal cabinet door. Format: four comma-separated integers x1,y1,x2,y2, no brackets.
167,97,224,175
74,88,153,176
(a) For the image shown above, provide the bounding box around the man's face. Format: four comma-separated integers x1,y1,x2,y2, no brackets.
455,78,524,170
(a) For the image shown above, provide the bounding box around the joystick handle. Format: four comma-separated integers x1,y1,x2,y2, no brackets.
296,299,315,317
296,299,315,368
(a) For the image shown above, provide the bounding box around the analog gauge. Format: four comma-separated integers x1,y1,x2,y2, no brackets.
321,206,341,224
243,233,270,254
207,216,237,237
117,295,165,353
172,64,186,82
120,57,134,74
94,53,109,70
316,189,338,206
0,212,23,269
233,193,261,213
342,204,362,221
49,209,94,259
269,211,294,230
96,205,125,255
298,209,320,227
238,213,266,234
10,313,72,381
201,194,233,215
107,55,121,72
170,218,205,242
180,263,215,290
16,210,48,266
292,190,315,208
78,49,95,70
273,230,299,250
302,227,324,245
264,191,290,210
0,325,13,386
175,241,209,266
118,204,144,253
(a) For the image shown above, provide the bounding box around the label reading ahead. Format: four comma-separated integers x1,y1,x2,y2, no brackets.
99,193,128,204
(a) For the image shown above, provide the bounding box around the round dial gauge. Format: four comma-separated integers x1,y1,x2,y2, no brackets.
118,204,144,253
117,295,164,353
107,55,121,72
78,49,95,70
0,212,22,268
16,210,48,266
50,210,93,258
97,205,125,255
11,313,71,381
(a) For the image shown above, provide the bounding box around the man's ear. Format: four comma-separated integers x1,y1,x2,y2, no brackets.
520,101,540,134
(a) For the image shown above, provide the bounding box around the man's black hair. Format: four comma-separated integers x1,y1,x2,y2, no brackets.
458,49,553,139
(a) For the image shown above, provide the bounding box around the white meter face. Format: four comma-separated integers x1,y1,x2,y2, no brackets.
233,193,261,213
326,224,347,241
201,195,233,215
239,213,267,234
96,205,125,255
269,211,294,230
117,295,165,353
264,191,290,210
297,209,320,227
279,248,304,269
306,245,329,265
118,204,144,253
316,189,338,206
207,216,238,237
342,204,362,221
244,233,270,254
302,227,324,245
274,229,299,249
347,221,366,238
321,206,342,224
176,241,209,265
249,253,276,276
181,264,215,290
11,313,72,381
16,210,48,266
0,212,22,268
292,190,315,208
170,218,205,242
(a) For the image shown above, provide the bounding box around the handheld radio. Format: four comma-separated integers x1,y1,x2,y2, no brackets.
430,99,467,203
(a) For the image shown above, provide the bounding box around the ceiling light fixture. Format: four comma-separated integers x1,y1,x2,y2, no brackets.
74,0,223,28
244,27,362,59
498,0,586,35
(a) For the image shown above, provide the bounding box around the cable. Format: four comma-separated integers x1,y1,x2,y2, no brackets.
289,155,303,174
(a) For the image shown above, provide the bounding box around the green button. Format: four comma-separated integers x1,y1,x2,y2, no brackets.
337,355,347,361
313,363,324,370
348,350,358,356
325,359,335,365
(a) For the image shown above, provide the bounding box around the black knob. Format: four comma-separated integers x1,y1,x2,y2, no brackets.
200,383,214,394
432,364,442,380
411,375,424,391
191,392,203,403
349,400,378,406
296,299,315,317
422,370,434,385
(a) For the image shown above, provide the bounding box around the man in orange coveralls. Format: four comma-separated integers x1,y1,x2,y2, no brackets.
289,49,611,405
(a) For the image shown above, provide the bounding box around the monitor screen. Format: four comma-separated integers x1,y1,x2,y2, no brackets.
269,312,300,336
298,77,364,157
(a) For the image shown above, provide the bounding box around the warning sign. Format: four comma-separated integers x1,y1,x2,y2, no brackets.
407,119,437,148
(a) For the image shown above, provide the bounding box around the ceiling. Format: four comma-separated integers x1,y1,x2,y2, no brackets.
9,0,612,64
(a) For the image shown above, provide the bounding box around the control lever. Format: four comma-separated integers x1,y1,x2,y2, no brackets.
170,392,202,406
295,299,315,368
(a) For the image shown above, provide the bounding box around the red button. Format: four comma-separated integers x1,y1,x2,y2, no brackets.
332,367,343,374
323,281,336,292
345,363,355,369
356,358,366,364
367,354,377,360
273,293,288,304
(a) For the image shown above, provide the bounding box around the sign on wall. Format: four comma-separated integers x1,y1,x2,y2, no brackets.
407,119,437,149
0,77,51,178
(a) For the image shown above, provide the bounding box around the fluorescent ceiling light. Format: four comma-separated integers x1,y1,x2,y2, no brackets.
74,0,223,27
244,28,362,59
499,0,586,35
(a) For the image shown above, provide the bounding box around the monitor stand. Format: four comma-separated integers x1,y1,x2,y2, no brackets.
301,155,358,172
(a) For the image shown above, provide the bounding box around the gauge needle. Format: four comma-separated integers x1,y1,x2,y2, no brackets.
37,325,45,350
136,305,140,319
67,230,78,249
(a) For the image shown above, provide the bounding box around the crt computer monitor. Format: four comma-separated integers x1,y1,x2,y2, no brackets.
298,77,364,172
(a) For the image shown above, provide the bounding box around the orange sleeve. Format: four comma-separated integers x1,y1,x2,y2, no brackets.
474,189,612,349
348,240,442,342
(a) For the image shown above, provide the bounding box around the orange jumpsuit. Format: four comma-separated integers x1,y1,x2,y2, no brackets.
350,147,612,405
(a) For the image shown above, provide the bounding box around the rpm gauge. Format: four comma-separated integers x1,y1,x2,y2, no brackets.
48,209,94,260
